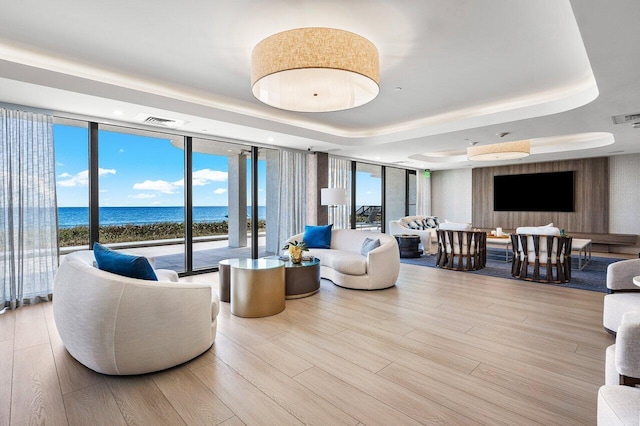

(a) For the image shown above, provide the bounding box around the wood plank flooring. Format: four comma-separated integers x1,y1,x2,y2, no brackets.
0,262,614,425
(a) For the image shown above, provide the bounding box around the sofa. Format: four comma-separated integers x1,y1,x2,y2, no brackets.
603,258,640,334
286,229,400,290
599,311,640,424
53,250,219,375
388,215,439,254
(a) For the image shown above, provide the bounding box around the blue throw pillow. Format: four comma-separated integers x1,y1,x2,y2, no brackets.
303,224,333,249
93,243,158,281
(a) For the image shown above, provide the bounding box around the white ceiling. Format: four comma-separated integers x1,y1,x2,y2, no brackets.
0,0,638,170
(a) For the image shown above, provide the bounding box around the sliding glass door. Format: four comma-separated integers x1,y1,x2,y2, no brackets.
355,163,382,230
54,119,90,251
190,139,254,270
98,124,186,271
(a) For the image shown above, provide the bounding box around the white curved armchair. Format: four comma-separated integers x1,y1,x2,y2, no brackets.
603,258,640,334
599,311,640,424
53,250,219,375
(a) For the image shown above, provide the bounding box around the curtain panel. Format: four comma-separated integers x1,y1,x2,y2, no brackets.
1,108,58,310
276,150,308,252
328,156,351,229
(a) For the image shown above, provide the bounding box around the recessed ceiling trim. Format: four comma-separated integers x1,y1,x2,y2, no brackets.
0,41,598,144
411,132,615,165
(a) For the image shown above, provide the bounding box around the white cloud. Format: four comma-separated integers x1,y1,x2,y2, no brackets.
129,193,157,199
213,188,228,194
365,191,373,194
132,180,176,194
99,168,116,176
193,169,227,185
119,149,125,153
58,170,87,186
57,168,116,187
56,162,64,166
173,169,227,187
136,168,227,194
99,189,108,193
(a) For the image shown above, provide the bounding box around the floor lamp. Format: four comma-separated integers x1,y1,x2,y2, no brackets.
321,188,347,228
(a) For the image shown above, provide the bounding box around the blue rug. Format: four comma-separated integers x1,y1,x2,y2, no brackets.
400,250,624,293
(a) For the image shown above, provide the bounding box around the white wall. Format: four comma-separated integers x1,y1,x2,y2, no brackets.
431,168,472,224
610,154,640,234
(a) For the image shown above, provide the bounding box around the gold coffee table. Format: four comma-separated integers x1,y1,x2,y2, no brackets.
229,258,285,318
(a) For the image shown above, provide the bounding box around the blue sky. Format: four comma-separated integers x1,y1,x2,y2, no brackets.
54,123,381,207
54,124,266,207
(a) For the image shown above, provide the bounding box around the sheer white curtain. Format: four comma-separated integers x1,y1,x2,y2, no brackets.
416,170,431,216
276,150,308,251
1,108,58,311
328,156,351,229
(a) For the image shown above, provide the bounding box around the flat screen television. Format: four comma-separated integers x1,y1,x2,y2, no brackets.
493,171,575,212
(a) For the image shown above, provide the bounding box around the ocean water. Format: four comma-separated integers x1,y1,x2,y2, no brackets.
58,206,267,228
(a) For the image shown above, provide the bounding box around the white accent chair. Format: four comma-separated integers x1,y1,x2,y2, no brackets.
53,250,219,375
604,258,640,334
388,215,439,254
599,311,640,425
287,229,400,290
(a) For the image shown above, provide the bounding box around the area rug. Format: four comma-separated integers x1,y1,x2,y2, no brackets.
400,249,625,293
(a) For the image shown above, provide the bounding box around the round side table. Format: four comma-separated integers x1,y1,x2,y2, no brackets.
266,256,321,299
229,258,285,318
394,234,422,258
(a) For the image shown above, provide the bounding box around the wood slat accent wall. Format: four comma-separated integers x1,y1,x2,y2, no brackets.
472,157,609,233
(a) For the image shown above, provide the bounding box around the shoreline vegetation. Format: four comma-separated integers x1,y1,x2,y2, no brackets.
58,220,267,247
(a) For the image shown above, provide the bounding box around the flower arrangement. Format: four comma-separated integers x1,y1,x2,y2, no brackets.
282,240,308,264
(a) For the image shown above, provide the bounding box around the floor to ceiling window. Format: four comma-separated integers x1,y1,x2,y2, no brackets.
53,116,415,272
190,139,258,270
54,118,90,250
97,124,186,271
261,147,280,254
355,163,382,230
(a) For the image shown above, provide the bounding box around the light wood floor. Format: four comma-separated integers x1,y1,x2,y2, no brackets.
0,262,615,425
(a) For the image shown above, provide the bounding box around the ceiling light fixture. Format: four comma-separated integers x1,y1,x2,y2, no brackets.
467,140,530,161
251,27,379,113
